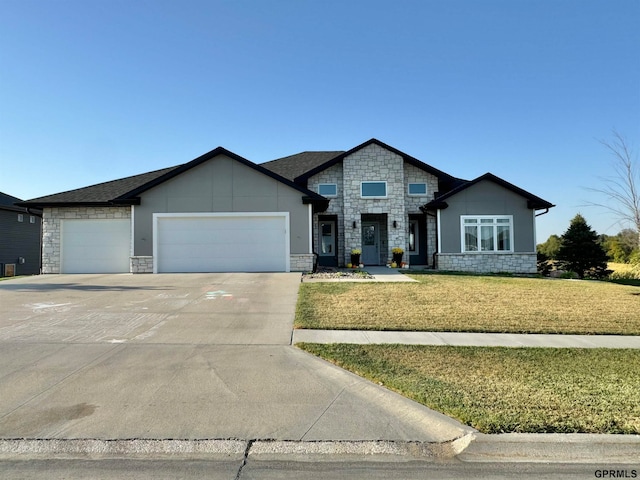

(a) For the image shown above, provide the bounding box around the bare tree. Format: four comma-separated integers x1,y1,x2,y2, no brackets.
586,130,640,248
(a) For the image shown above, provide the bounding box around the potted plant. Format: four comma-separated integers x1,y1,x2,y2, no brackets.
350,248,361,266
392,247,404,266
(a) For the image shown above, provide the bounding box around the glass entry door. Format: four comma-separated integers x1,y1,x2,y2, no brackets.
318,219,337,266
361,222,380,265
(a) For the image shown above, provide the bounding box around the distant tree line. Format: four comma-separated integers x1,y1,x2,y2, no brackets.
538,225,639,265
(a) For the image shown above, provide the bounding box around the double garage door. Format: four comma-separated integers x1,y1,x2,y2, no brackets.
61,214,290,273
155,213,289,273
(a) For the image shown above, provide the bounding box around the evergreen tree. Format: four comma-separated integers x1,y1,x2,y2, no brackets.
557,214,609,279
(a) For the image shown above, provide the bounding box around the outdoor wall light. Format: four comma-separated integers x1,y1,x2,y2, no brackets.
352,221,357,229
393,220,397,228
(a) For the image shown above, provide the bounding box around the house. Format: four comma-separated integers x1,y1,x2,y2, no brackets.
0,192,42,276
263,139,553,273
18,139,553,274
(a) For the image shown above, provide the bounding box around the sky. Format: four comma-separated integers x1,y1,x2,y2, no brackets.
1,0,638,243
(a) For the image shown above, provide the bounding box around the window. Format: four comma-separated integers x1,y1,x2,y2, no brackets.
317,183,337,197
408,220,419,253
461,216,513,252
361,181,387,198
30,216,36,224
17,214,24,222
408,183,427,196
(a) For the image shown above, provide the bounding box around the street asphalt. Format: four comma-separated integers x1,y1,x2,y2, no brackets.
0,272,638,466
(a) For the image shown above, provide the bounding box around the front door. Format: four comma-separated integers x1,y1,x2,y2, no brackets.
361,222,380,265
318,219,337,267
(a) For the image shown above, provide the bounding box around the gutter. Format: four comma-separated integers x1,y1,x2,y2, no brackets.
535,208,550,217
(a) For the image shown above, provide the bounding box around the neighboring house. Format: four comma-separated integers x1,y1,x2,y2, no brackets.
18,139,553,275
0,192,42,276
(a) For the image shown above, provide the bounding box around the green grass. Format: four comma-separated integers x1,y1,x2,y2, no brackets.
298,343,640,434
295,273,640,334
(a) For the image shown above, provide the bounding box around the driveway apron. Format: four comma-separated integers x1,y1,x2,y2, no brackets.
0,274,468,442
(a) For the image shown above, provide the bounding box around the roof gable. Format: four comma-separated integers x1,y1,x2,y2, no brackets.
291,138,463,188
423,173,555,210
17,147,327,209
113,147,326,206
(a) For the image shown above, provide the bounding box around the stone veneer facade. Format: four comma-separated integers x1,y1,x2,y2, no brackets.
130,256,153,273
436,253,537,274
308,144,440,267
343,144,406,265
42,206,131,274
290,254,315,272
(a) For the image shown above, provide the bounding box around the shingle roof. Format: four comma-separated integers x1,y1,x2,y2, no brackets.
0,192,41,213
0,192,23,207
17,166,181,206
261,151,344,181
17,147,329,211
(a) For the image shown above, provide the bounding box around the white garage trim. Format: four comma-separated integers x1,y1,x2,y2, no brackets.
152,212,290,273
61,219,131,273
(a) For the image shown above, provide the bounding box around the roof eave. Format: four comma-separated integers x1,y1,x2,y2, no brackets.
15,200,136,208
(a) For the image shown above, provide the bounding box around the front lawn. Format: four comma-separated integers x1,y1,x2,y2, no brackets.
295,273,640,335
298,343,640,434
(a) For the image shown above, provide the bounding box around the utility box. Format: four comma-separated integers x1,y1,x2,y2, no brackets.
4,263,16,277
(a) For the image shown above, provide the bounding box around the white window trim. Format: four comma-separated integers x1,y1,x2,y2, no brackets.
29,215,36,224
317,183,338,197
360,181,388,199
407,182,428,196
460,215,514,253
17,214,24,222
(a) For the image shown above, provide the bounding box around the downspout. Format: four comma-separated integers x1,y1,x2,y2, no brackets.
535,208,550,217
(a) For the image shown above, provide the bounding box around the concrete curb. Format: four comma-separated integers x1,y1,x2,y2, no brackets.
1,434,639,463
458,433,640,463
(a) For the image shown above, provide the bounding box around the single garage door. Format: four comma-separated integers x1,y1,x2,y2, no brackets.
155,213,289,273
61,219,131,273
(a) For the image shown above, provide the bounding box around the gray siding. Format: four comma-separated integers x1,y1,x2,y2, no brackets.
439,180,535,253
133,154,311,256
0,209,41,275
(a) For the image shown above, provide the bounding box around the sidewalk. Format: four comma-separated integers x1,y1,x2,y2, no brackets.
293,330,640,348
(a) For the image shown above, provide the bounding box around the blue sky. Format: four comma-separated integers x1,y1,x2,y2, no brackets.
1,0,638,242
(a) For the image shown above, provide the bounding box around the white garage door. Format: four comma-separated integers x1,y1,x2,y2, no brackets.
61,219,131,273
155,213,289,273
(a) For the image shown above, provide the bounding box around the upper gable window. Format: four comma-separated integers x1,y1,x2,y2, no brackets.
408,183,427,196
17,214,24,222
361,181,387,198
30,216,36,223
318,183,337,197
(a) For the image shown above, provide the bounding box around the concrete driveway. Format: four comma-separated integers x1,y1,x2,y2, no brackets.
0,274,469,442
